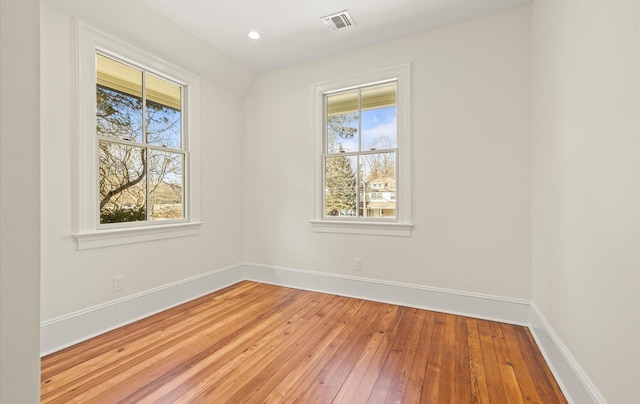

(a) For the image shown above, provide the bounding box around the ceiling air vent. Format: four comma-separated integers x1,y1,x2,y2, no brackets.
322,10,356,31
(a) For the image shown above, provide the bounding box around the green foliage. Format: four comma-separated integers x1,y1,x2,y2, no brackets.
100,206,146,224
325,145,357,216
325,114,359,216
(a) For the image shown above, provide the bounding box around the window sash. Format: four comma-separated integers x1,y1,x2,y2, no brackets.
322,82,399,222
97,138,188,226
95,51,188,228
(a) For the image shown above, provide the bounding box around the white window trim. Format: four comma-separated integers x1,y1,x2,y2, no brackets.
74,22,202,250
311,64,413,237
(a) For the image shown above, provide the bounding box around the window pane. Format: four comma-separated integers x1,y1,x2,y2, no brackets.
96,54,143,142
146,74,182,149
99,141,146,223
325,155,357,217
326,90,359,153
360,152,396,218
149,150,184,221
361,83,397,151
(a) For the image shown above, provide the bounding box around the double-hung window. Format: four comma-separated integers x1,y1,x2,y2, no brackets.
97,53,185,224
75,24,201,250
324,81,398,219
311,65,412,236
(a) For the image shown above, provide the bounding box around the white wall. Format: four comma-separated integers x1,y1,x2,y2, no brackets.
531,0,640,402
40,4,251,321
0,0,41,402
40,0,256,96
243,8,532,300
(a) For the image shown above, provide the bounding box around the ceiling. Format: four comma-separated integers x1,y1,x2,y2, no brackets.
141,0,531,72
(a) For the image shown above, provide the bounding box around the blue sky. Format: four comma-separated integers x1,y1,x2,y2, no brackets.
334,106,397,152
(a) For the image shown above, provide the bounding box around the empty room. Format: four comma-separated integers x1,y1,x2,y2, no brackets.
1,0,639,403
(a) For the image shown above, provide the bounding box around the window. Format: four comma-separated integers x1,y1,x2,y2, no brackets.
97,54,185,225
311,65,412,236
324,82,398,220
75,24,201,249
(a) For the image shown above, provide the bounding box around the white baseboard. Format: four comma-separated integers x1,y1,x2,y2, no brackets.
241,263,531,326
40,262,530,356
40,261,605,404
40,263,244,356
529,304,607,404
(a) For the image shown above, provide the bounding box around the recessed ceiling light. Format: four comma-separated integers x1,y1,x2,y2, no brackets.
248,31,260,40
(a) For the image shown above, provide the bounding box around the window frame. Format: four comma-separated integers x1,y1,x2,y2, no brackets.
323,81,399,222
311,64,413,237
74,23,202,250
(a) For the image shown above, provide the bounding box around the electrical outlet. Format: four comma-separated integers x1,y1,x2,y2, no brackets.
355,258,363,271
113,275,124,292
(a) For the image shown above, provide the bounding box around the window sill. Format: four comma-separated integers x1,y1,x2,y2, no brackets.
310,220,413,237
74,221,203,250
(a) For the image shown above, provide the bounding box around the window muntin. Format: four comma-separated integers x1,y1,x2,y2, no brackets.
96,53,186,225
323,82,398,220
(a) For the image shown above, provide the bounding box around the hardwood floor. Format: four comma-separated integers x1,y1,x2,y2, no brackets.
41,281,567,403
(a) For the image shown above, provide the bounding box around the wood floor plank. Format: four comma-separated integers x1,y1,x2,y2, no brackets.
401,310,435,404
501,323,545,403
466,318,490,403
500,363,527,404
328,305,402,404
381,308,425,404
476,319,509,403
41,282,568,404
379,308,426,403
261,297,374,404
488,321,526,404
436,314,457,402
421,311,446,403
292,300,390,403
364,306,416,403
453,315,472,402
360,307,421,403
